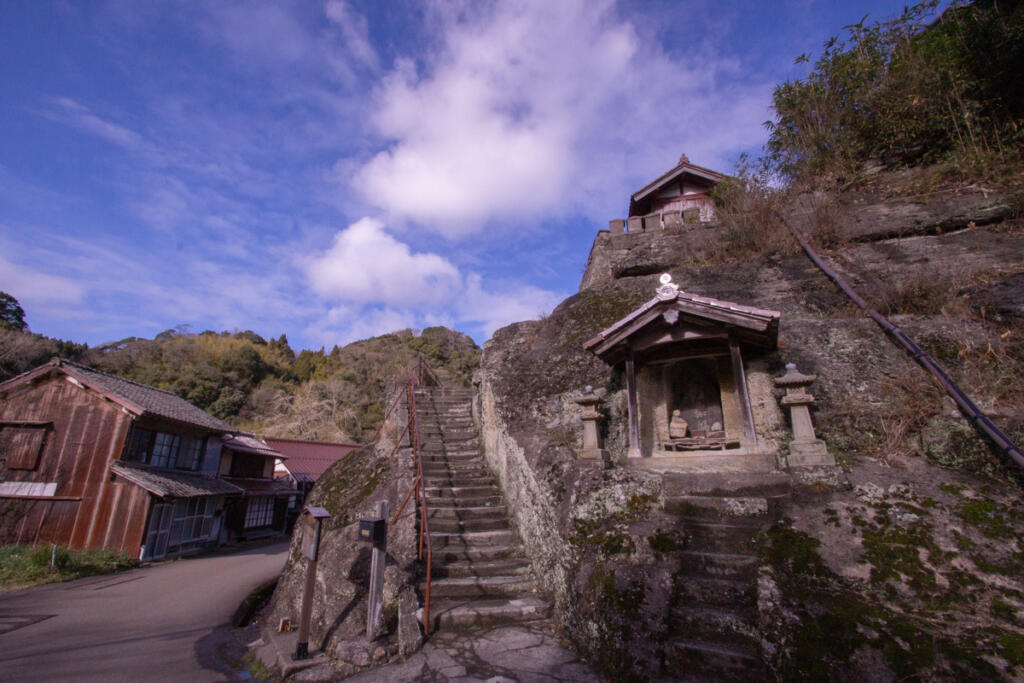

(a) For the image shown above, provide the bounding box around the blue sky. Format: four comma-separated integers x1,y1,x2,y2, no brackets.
1,0,918,351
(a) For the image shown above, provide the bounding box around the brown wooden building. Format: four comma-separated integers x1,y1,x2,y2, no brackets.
628,154,725,221
219,433,297,542
0,359,243,560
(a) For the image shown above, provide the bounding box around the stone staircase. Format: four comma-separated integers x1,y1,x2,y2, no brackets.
413,386,550,631
660,470,791,681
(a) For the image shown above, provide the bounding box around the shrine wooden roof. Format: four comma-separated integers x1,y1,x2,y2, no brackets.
629,157,725,216
584,286,780,364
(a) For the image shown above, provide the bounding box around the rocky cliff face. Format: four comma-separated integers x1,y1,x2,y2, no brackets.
263,387,421,677
476,169,1024,679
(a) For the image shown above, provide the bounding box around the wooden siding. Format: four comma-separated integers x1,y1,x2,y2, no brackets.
0,373,146,553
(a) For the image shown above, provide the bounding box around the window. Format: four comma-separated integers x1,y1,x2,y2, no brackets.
229,453,266,478
244,496,275,528
123,427,188,469
124,427,154,464
0,422,50,470
175,437,204,471
167,497,216,553
150,432,180,468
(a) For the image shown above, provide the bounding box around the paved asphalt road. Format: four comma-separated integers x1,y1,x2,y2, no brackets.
0,541,289,682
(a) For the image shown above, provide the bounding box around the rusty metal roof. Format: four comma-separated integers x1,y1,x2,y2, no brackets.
112,462,243,498
264,437,361,483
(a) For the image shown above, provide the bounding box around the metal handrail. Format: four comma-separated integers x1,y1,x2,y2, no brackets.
380,362,436,636
409,378,434,634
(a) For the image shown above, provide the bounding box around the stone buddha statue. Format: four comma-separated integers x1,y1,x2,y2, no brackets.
668,409,689,439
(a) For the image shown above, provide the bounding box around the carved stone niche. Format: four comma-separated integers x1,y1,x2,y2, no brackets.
774,362,836,469
583,274,781,464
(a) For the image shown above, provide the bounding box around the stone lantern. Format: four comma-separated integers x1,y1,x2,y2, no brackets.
774,363,836,468
576,386,609,466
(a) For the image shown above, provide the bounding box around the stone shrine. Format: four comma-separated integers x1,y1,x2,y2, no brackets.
584,274,782,468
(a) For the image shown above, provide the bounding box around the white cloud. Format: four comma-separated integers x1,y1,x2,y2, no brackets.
304,218,567,345
0,255,85,306
457,274,564,339
352,0,773,236
324,0,380,73
44,97,145,151
306,217,461,307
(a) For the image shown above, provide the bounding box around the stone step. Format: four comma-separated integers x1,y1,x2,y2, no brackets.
670,605,759,651
666,495,784,521
427,495,505,509
661,471,791,498
431,557,532,579
421,462,489,473
682,519,763,554
415,390,474,397
419,417,474,425
425,485,500,498
676,577,756,609
416,396,474,404
420,451,481,460
420,440,480,450
432,544,525,563
422,575,537,599
430,516,510,533
678,551,759,580
428,505,508,519
425,597,550,630
420,435,479,445
424,475,497,488
421,469,490,480
420,448,481,457
665,639,766,681
419,426,474,434
429,529,515,548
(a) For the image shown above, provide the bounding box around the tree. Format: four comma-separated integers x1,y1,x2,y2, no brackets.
0,292,27,332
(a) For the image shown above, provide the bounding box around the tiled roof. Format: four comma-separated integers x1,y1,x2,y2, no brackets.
264,437,362,482
57,360,232,432
221,433,284,458
112,462,242,498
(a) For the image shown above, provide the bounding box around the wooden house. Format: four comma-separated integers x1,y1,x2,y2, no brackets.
610,154,726,234
219,433,297,542
0,359,241,560
629,153,725,221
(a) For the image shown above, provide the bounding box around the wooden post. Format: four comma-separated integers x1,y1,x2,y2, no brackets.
729,334,757,446
625,351,640,458
366,499,389,640
294,506,331,661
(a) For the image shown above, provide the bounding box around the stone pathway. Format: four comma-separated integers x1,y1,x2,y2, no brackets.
290,620,599,683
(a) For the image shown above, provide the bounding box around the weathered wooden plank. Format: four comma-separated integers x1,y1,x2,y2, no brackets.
625,352,640,457
729,334,757,445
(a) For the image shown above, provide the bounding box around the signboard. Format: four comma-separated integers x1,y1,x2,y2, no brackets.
300,506,330,562
300,515,319,561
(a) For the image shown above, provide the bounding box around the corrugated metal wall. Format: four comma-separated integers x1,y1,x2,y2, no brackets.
0,373,149,554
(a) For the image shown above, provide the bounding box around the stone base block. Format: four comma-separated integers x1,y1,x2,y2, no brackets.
579,449,610,468
787,440,835,468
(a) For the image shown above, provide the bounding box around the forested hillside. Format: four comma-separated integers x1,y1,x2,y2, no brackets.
0,308,480,443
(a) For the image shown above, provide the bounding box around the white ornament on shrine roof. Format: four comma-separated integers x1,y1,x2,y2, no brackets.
656,273,680,301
